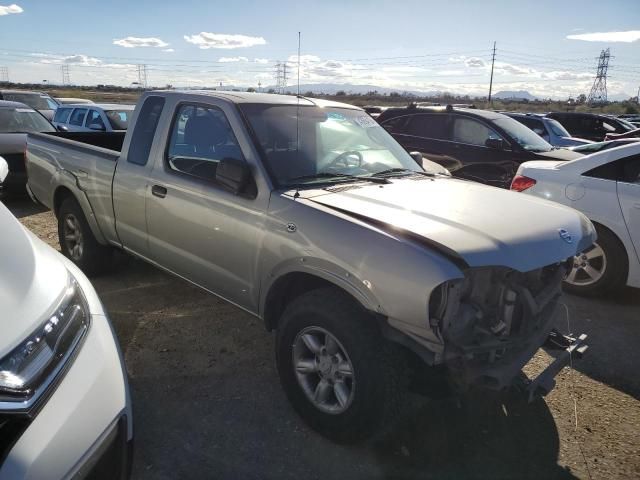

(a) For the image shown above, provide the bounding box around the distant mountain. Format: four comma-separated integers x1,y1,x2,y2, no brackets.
492,90,538,101
275,83,441,97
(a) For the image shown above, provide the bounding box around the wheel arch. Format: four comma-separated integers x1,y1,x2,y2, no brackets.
53,184,108,245
261,267,382,332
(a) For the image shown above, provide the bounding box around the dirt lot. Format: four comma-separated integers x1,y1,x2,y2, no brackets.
7,196,640,479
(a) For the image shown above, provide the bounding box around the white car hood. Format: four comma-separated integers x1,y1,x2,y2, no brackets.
304,177,595,272
0,203,68,358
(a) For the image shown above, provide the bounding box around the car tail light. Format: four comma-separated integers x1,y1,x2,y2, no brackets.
510,175,536,192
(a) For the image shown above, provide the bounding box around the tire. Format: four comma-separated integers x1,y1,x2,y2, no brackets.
276,287,407,443
58,197,111,275
563,224,628,296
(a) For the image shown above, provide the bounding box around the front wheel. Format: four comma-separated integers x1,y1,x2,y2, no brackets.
276,288,407,443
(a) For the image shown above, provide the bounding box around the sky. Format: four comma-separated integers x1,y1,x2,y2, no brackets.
0,0,639,99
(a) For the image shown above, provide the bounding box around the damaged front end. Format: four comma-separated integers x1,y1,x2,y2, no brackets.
429,263,587,398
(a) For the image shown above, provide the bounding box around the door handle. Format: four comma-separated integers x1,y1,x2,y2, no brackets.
151,185,167,198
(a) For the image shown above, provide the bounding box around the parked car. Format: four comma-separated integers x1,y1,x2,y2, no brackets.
0,175,133,479
546,112,636,142
361,105,387,119
505,112,592,147
570,138,640,154
27,91,591,442
55,97,95,105
0,90,59,121
0,101,56,194
511,143,640,295
53,104,135,132
377,105,580,188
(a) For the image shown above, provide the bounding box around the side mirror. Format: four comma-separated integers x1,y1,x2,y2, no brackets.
216,158,250,195
409,151,423,165
57,124,69,132
485,138,505,150
89,123,105,131
0,156,8,183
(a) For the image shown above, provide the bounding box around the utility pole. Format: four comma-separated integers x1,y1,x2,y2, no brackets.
61,64,70,86
488,41,496,105
136,64,148,89
587,48,611,106
274,61,289,94
0,66,8,83
637,85,639,105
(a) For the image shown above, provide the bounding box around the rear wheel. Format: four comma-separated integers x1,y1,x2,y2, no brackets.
276,288,407,443
563,225,627,296
58,197,111,275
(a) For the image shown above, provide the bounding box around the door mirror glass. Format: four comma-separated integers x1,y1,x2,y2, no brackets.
216,157,250,194
0,155,8,183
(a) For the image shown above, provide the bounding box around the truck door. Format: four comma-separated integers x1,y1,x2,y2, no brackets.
112,95,166,256
145,101,267,312
617,154,640,263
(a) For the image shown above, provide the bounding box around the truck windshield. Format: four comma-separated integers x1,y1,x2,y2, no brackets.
105,110,131,130
240,104,422,187
493,117,554,153
0,107,55,133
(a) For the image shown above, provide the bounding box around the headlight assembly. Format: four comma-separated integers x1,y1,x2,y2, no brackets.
0,274,89,411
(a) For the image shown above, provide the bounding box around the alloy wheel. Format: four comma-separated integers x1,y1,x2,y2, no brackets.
63,214,84,262
565,243,607,286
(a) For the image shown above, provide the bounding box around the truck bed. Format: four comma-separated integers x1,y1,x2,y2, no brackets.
36,131,126,153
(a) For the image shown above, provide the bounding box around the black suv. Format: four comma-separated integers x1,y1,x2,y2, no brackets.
546,112,636,142
377,105,579,188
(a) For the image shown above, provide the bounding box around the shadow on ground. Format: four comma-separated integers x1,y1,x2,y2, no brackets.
88,260,576,480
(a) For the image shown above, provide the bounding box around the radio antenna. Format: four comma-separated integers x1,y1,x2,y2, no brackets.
296,31,301,154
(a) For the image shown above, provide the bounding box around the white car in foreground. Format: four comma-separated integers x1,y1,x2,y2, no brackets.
0,162,132,479
511,143,640,295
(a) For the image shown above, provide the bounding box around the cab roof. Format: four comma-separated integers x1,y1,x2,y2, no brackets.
152,90,361,110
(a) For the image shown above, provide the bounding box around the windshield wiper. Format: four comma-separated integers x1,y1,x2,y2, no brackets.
287,172,390,185
372,168,436,177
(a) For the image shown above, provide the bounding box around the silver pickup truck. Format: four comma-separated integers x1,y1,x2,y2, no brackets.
26,91,592,443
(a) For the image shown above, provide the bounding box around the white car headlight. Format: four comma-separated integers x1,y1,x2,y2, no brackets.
0,273,90,410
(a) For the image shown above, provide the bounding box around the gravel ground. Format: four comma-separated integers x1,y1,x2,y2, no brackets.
7,196,640,480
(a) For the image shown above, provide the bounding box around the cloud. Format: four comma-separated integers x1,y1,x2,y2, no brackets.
465,57,486,68
162,48,175,53
184,32,266,49
218,56,249,63
254,58,269,64
567,30,640,43
113,36,169,48
0,3,22,15
288,54,320,64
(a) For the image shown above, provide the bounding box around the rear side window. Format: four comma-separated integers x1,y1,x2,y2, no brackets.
584,154,640,183
127,96,165,166
452,117,503,146
69,108,87,126
405,114,448,140
53,107,72,123
86,109,106,129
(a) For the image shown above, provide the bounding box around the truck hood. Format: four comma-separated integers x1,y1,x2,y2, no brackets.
302,177,595,272
0,203,68,358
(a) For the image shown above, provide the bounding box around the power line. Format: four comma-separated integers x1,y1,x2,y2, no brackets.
136,64,148,88
61,64,70,85
587,48,611,105
274,61,288,93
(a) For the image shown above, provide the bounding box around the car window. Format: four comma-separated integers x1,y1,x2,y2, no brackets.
0,107,56,133
546,118,570,137
517,117,547,138
127,96,165,166
105,110,131,130
166,104,244,182
69,108,88,126
380,115,409,133
53,107,72,123
621,155,640,184
86,110,105,129
405,114,448,140
452,117,503,146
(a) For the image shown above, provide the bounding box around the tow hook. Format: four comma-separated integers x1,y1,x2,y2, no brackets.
516,329,588,402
